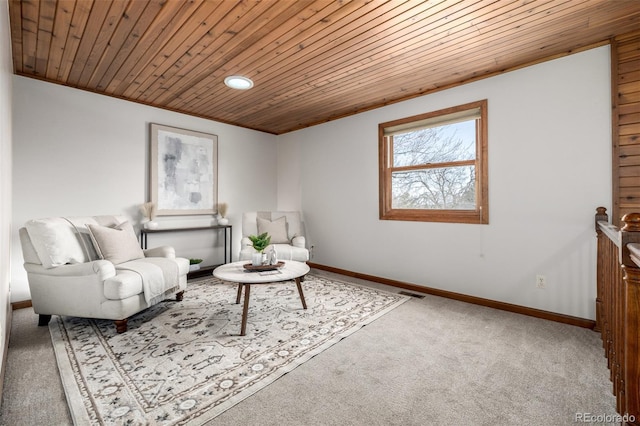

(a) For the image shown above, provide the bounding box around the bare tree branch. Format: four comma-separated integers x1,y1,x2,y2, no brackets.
391,125,476,209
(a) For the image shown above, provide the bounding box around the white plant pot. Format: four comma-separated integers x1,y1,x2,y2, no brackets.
189,264,201,272
252,253,264,266
218,217,229,226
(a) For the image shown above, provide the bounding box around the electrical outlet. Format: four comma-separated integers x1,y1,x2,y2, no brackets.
310,245,315,259
536,275,546,289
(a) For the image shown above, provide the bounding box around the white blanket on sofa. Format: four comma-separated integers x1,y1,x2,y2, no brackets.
116,257,180,306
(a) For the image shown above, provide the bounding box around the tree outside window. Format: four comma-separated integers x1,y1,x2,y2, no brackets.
379,100,488,224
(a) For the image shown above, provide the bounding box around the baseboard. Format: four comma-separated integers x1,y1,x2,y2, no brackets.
8,268,596,329
11,300,32,310
308,262,596,329
187,265,218,280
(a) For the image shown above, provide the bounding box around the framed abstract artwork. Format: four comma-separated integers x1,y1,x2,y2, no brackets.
150,123,218,216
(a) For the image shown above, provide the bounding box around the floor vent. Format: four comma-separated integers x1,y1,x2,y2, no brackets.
398,291,425,299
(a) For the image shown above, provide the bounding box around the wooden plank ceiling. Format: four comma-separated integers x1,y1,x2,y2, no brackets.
8,0,640,135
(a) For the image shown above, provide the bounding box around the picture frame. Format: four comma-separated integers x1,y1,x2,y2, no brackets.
150,123,218,216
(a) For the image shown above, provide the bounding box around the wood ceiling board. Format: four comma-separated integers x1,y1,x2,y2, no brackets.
45,0,76,80
64,0,113,85
81,0,150,88
92,0,165,90
9,0,640,135
106,0,206,95
160,0,343,110
123,1,244,100
194,1,597,128
173,0,390,114
143,0,313,106
55,0,94,82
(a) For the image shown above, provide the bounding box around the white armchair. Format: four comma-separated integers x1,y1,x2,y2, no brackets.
239,211,309,262
19,215,189,333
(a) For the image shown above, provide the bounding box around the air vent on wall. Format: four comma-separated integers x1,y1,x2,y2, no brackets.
398,291,425,299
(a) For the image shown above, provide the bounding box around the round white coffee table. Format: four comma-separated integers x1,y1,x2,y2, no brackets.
213,260,310,336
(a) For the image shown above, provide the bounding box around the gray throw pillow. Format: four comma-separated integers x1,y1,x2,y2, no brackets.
87,221,145,265
256,216,289,244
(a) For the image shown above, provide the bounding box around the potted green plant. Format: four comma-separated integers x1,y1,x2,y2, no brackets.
248,232,270,265
189,258,203,272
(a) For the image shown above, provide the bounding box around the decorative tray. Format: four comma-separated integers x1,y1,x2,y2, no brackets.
243,261,285,272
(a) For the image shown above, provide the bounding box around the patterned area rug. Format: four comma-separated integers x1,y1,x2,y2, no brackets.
49,274,409,425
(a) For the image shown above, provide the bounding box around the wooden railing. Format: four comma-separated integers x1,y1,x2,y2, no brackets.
596,207,640,425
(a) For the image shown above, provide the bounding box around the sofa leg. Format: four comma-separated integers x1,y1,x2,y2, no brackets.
114,319,128,333
176,290,184,301
38,314,51,326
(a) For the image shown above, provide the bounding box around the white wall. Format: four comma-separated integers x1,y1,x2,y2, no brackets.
277,136,302,211
11,77,278,302
279,46,612,320
9,44,612,319
0,0,13,374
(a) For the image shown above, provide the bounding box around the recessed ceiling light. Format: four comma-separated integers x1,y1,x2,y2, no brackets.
224,75,254,90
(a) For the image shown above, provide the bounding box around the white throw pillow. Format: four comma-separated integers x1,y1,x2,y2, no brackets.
25,218,89,269
256,216,289,244
87,221,145,265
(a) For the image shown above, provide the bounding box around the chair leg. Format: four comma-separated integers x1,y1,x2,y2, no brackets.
176,290,184,301
38,314,51,326
114,319,128,333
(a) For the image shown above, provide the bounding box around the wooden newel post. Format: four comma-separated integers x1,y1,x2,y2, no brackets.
622,214,640,232
621,213,640,425
596,206,609,229
622,213,640,265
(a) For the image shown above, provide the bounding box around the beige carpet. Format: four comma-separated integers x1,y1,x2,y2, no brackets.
48,274,409,425
1,270,618,425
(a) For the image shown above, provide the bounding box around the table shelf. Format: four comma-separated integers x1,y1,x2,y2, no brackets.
140,225,232,278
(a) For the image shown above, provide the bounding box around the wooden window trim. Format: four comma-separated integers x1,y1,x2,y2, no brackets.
379,100,488,224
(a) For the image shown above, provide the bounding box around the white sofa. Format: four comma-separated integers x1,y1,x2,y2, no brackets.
239,211,309,262
19,215,189,333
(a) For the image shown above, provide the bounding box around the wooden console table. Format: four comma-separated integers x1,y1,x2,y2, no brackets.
140,225,232,277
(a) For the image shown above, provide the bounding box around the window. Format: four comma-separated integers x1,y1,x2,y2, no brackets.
379,100,488,224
